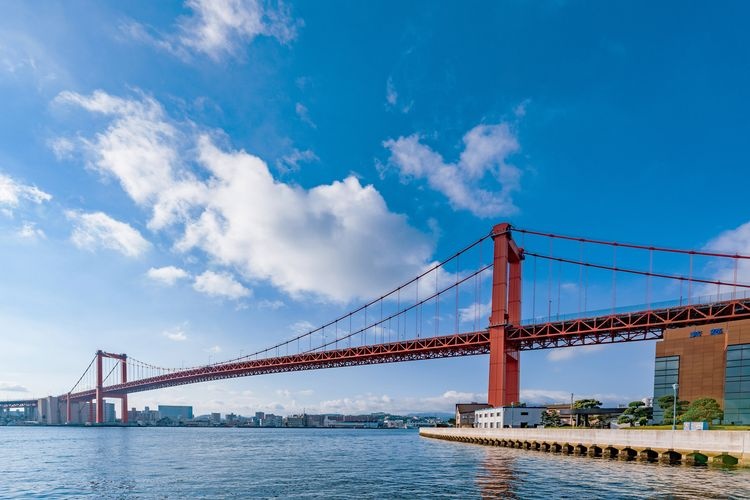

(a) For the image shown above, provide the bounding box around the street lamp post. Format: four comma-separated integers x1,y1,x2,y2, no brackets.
672,383,679,431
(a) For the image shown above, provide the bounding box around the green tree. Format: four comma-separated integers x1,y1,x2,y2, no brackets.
682,398,723,423
657,395,689,425
617,401,653,426
573,399,602,427
541,410,562,427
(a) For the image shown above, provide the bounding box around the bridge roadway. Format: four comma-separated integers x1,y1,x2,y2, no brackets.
53,296,750,404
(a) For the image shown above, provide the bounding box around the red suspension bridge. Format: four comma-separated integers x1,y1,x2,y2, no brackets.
4,223,750,424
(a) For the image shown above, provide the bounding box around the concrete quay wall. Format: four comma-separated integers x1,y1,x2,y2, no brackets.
419,427,750,466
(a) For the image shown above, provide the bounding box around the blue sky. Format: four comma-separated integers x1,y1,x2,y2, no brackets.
1,1,750,416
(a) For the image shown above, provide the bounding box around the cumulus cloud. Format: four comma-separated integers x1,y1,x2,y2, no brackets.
193,270,251,299
206,345,222,354
55,90,434,302
703,221,750,294
162,326,188,341
290,320,315,335
383,122,520,217
458,300,491,325
66,210,150,257
0,172,52,209
17,221,45,240
147,265,191,285
123,0,300,62
0,381,28,392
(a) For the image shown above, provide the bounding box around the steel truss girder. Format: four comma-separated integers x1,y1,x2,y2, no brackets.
67,331,492,399
505,298,750,348
0,400,37,408
52,298,750,403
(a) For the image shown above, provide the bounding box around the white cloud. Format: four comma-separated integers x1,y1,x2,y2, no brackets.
0,381,28,392
0,172,52,209
275,148,318,173
386,77,398,106
703,221,750,295
294,102,316,128
48,137,76,160
56,90,434,302
17,221,45,240
66,210,151,257
290,320,315,335
383,122,521,217
193,270,251,299
546,344,605,362
257,299,285,310
206,345,222,354
123,0,300,62
147,266,191,285
162,326,188,341
385,77,412,113
458,300,491,324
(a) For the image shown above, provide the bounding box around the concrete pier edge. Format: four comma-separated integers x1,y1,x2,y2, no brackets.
419,427,750,467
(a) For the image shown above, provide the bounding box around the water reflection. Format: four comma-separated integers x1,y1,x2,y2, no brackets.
472,442,750,499
476,448,518,498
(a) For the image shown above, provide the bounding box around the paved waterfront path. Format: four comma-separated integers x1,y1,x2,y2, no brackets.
420,427,750,466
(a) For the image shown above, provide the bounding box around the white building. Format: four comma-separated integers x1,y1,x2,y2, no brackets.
474,406,545,429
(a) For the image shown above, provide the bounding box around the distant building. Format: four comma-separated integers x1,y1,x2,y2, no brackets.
305,414,324,427
455,403,490,428
158,405,194,422
261,414,283,427
284,415,305,427
474,407,544,429
653,319,750,424
211,413,221,424
545,403,575,426
37,396,60,424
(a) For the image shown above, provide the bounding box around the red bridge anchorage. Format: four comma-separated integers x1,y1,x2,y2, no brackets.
27,222,750,423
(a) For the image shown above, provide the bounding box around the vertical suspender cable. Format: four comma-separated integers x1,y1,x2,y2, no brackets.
455,253,460,335
688,253,693,305
578,241,583,316
557,259,561,320
548,238,553,321
612,245,617,314
415,278,419,338
647,248,653,309
532,255,537,321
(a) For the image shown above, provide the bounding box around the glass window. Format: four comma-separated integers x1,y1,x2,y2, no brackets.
725,381,741,393
727,349,743,361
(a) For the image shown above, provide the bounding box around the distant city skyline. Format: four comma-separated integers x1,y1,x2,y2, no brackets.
2,1,750,416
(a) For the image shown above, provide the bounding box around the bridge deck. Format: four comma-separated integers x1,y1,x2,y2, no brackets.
11,297,750,404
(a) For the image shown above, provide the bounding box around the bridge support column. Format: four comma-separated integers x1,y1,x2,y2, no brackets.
488,223,523,407
66,394,71,424
95,350,104,424
120,356,128,424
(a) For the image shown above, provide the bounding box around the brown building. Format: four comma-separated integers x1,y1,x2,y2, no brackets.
653,318,750,424
455,403,491,428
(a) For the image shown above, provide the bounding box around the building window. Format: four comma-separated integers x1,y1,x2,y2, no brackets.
711,328,724,336
690,330,702,338
653,355,680,423
725,344,750,425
